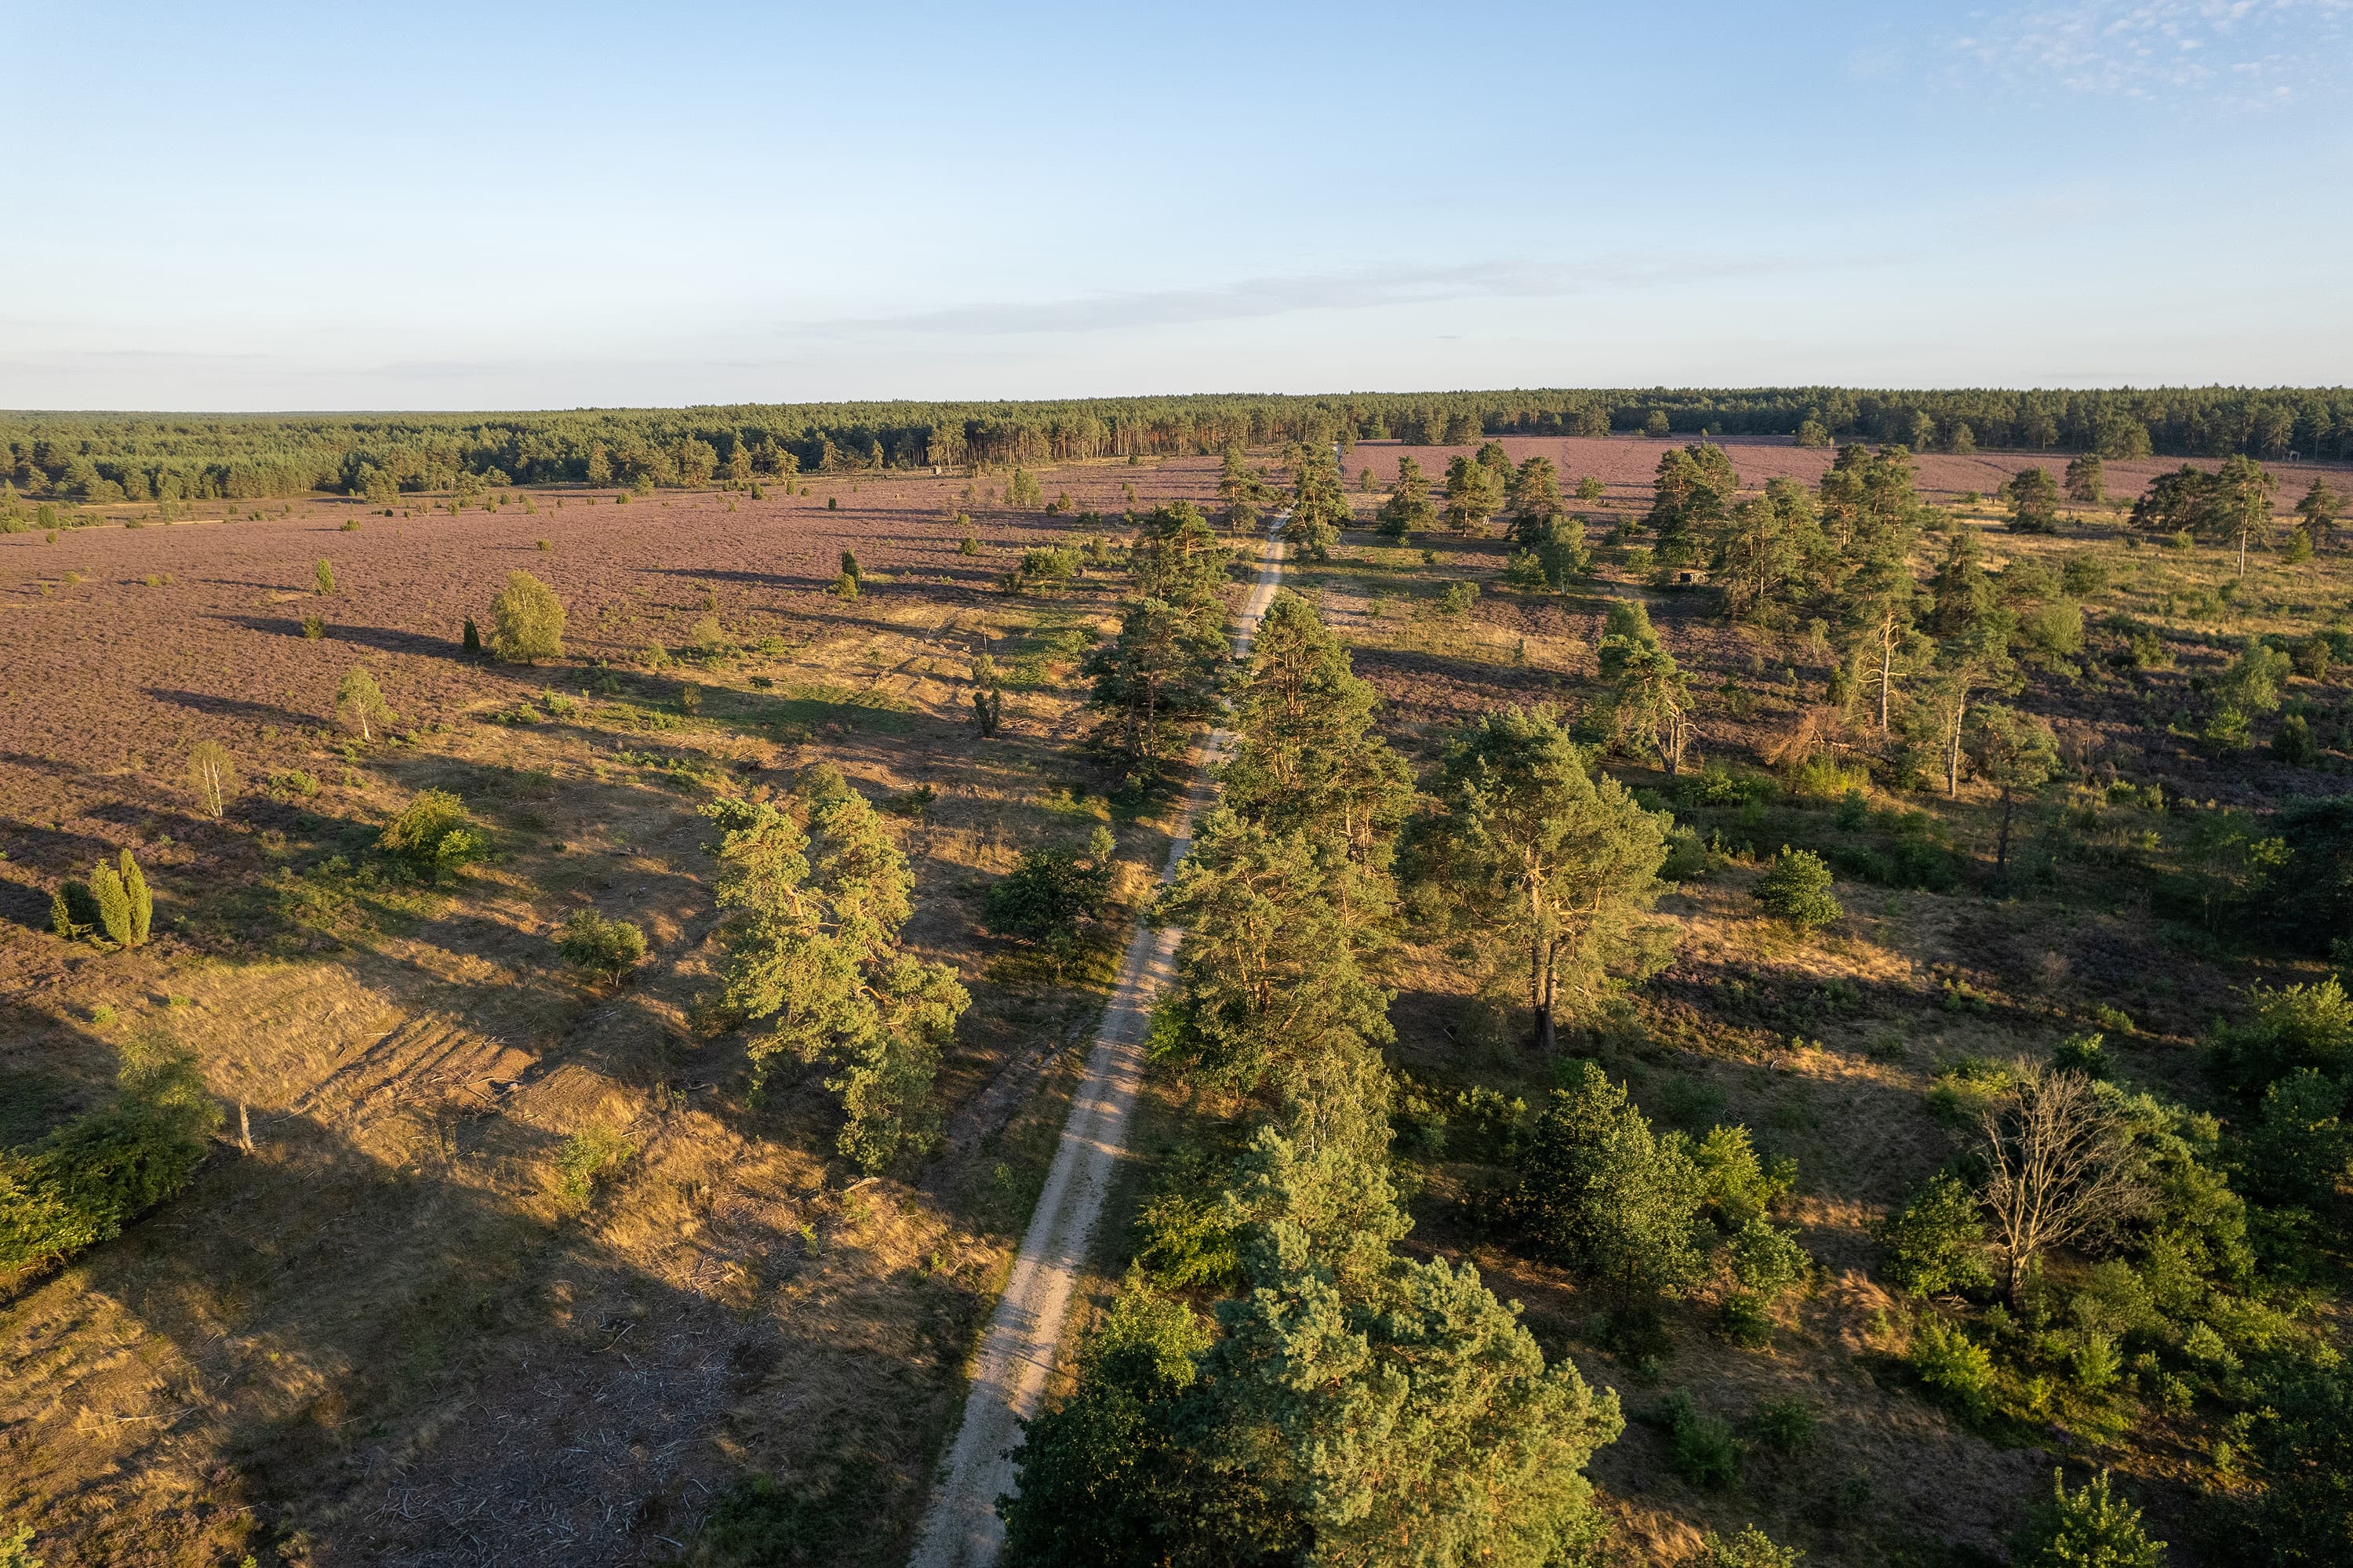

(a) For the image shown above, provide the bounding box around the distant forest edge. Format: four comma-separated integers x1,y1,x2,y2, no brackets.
5,385,2351,504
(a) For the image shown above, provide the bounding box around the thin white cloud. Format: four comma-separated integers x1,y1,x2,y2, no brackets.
802,255,1878,339
1946,0,2351,104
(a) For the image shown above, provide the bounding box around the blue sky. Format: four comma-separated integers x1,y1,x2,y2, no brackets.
3,0,2348,409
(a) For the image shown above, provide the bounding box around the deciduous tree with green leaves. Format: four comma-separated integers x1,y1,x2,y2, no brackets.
489,569,566,663
333,665,393,742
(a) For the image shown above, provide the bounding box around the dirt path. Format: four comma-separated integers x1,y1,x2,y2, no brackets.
906,523,1289,1568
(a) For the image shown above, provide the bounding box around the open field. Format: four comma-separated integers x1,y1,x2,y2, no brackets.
6,435,2353,1566
0,458,1210,1566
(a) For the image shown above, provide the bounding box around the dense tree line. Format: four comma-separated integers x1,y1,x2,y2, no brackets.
6,384,2347,504
1009,592,1628,1566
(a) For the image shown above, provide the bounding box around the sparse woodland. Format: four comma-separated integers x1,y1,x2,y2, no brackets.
5,404,2353,1567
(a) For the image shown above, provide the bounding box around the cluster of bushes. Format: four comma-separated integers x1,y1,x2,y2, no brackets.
49,851,154,950
1864,1010,2353,1557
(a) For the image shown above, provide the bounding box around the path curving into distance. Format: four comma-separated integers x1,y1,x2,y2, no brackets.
907,521,1290,1568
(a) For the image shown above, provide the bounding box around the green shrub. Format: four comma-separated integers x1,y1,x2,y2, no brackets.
984,843,1113,969
1659,1390,1740,1489
1927,1056,2014,1125
1876,1173,1993,1295
2061,553,2111,596
1504,549,1548,589
2071,1330,2122,1392
0,1039,220,1271
378,789,488,882
264,769,321,802
1728,1217,1808,1298
1752,847,1842,931
1911,1317,1995,1417
1747,1398,1817,1453
2275,713,2319,766
2012,1469,2164,1568
1695,1126,1796,1229
554,1126,635,1206
1697,1525,1803,1568
1717,1290,1776,1348
2051,1031,2112,1079
555,911,647,984
2209,977,2353,1098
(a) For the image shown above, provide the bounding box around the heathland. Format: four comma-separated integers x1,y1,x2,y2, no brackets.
5,406,2353,1568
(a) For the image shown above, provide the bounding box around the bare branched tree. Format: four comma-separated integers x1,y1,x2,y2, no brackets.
1976,1062,2149,1306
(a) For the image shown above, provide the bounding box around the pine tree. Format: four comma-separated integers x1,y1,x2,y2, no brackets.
1441,455,1505,534
1086,504,1229,773
2296,475,2343,549
703,789,968,1170
1376,456,1435,539
1507,455,1562,545
2206,454,2277,578
1710,480,1821,628
1218,446,1265,533
314,558,335,595
1838,534,1926,731
1647,443,1737,564
1510,1062,1706,1303
1967,704,2060,880
2064,453,2105,507
1282,446,1348,561
1201,1055,1623,1568
1219,591,1411,870
1929,528,1999,638
1817,442,1919,555
2007,467,2061,533
461,617,482,655
1597,601,1697,775
1419,706,1674,1051
1155,809,1393,1094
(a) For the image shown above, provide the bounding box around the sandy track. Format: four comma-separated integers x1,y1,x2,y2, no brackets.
905,523,1289,1568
